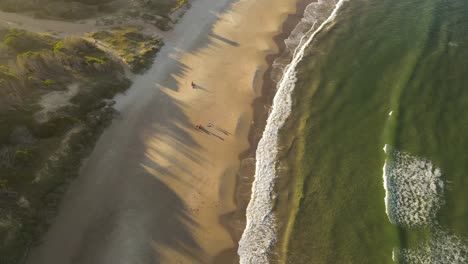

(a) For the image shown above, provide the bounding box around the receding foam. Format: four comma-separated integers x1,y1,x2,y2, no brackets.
237,0,348,263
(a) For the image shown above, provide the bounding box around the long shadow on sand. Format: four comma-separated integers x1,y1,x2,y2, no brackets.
155,56,192,91
137,88,209,263
81,2,244,262
68,170,204,264
160,0,239,92
26,2,246,264
193,83,211,92
208,32,240,47
198,127,225,141
25,87,207,264
93,2,243,262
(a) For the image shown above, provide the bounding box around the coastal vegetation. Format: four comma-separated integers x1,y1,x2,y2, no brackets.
0,0,188,31
0,27,131,263
88,26,163,73
0,0,192,261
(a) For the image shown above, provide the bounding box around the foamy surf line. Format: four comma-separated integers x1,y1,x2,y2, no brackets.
238,0,347,263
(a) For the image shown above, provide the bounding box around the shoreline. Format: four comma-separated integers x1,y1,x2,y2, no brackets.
238,0,349,262
240,0,314,159
218,0,315,261
228,0,314,262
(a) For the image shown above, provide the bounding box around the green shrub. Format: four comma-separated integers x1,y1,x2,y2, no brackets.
14,149,34,165
17,51,41,59
42,79,56,86
0,178,8,189
172,0,187,11
0,65,9,72
53,38,101,57
85,56,106,64
53,41,64,53
0,65,17,79
3,30,55,54
3,29,24,46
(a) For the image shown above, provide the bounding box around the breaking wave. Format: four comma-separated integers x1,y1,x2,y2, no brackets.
237,0,347,263
382,145,444,227
397,229,468,264
382,145,468,263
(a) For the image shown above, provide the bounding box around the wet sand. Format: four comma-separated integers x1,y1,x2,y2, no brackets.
25,0,301,263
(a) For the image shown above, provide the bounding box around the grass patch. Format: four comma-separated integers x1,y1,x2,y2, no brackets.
0,27,131,263
0,65,17,79
3,29,55,55
172,0,188,11
41,79,56,86
89,26,163,73
85,56,106,65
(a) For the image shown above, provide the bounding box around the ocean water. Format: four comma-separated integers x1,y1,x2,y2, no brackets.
239,0,468,263
280,0,468,263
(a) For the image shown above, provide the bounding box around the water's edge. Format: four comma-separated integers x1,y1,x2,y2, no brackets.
238,1,347,263
217,1,314,262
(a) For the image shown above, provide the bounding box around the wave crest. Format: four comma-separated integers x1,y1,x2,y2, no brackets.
238,0,348,263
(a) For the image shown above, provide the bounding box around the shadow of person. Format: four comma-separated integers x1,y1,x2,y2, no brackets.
214,126,231,136
208,32,240,47
199,127,224,141
193,84,211,93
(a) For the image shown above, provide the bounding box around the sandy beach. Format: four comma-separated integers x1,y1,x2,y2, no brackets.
24,0,301,263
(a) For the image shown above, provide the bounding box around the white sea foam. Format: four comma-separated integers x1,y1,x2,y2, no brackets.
238,0,347,263
283,1,339,52
271,0,338,82
398,229,468,264
383,146,468,263
382,145,444,227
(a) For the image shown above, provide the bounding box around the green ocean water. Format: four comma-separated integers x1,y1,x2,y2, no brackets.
282,0,468,263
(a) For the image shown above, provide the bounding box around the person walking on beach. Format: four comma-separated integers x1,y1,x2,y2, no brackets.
191,82,196,89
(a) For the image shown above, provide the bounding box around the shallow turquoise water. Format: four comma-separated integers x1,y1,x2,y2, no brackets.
284,0,468,262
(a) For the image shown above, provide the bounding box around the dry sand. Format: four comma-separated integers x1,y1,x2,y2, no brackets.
25,0,301,263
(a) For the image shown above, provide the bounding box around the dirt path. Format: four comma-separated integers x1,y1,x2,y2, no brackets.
0,10,96,37
0,10,167,38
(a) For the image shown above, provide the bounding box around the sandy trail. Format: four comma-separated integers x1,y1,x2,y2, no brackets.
0,10,166,38
26,0,300,263
0,10,96,36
